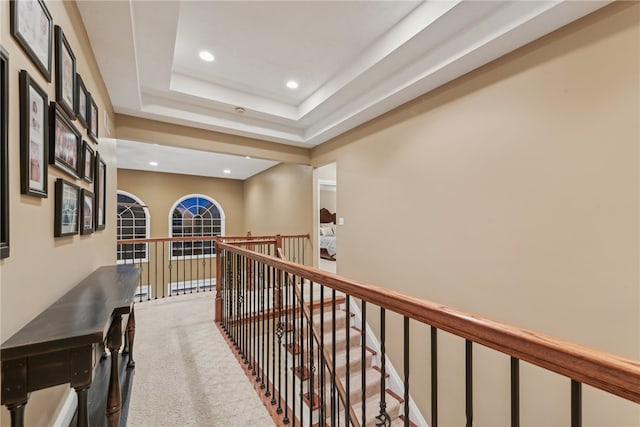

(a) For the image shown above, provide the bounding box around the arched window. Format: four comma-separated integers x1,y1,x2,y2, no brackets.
169,194,225,258
117,190,150,262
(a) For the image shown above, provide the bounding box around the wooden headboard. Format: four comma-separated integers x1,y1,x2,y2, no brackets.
320,208,336,224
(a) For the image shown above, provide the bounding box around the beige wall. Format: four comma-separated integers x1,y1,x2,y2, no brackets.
244,163,313,236
320,189,336,214
313,2,639,426
117,168,245,238
1,1,117,424
244,163,313,264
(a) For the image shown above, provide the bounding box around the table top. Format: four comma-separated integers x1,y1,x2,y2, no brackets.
1,265,141,360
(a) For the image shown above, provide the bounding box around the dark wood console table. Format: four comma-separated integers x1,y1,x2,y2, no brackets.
1,265,141,427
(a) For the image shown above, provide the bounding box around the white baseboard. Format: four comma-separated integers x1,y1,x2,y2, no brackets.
51,388,77,427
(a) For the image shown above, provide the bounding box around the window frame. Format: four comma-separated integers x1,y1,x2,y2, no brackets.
116,190,150,264
168,194,225,261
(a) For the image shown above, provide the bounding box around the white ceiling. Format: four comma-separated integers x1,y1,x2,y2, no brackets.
76,0,610,177
116,139,278,180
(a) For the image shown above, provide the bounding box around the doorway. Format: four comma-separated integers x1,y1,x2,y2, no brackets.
316,163,336,273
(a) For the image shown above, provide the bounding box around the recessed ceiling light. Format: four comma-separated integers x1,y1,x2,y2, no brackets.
235,107,245,113
286,80,299,89
199,50,215,62
223,169,231,174
149,161,158,166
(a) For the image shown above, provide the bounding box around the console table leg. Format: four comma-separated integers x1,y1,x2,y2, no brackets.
106,316,122,427
75,386,90,427
126,307,136,368
7,401,26,427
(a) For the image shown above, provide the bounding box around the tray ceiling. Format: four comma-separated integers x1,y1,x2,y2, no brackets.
78,0,610,149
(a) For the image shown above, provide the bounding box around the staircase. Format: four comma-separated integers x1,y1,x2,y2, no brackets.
282,283,413,427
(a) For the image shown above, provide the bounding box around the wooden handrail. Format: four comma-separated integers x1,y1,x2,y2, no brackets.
218,242,640,404
277,249,361,427
116,234,308,245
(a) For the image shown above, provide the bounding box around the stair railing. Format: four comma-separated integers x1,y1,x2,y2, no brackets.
217,240,640,427
277,248,361,427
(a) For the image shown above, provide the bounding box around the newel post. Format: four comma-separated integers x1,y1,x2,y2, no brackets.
215,237,222,322
275,234,282,254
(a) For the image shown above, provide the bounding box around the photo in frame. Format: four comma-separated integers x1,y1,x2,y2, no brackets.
80,189,94,235
54,26,76,119
75,73,89,129
19,70,48,197
94,152,106,230
54,178,79,237
1,47,9,259
88,97,98,143
82,140,94,183
49,102,81,178
10,0,53,82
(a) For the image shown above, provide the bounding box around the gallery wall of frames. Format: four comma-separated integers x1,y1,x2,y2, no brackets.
0,0,107,260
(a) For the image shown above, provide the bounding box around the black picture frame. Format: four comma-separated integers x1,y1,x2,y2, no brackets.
54,178,79,237
19,70,48,197
88,96,98,143
80,189,94,235
75,73,89,129
54,26,76,119
94,152,106,231
1,47,9,259
82,141,94,183
49,102,81,178
10,0,53,82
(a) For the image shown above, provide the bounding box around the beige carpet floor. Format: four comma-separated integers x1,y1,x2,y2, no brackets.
127,292,274,426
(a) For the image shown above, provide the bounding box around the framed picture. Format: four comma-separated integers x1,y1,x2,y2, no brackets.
80,189,94,235
10,0,53,82
19,70,48,197
88,97,98,143
49,102,81,178
54,26,76,119
82,141,94,182
75,74,89,129
54,178,79,237
1,47,9,259
94,152,106,230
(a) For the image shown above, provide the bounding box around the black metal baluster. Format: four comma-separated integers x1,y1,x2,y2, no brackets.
162,242,165,298
190,240,194,294
298,277,304,425
182,244,186,295
271,266,277,406
404,316,410,427
571,380,582,427
345,295,351,426
240,256,245,357
308,281,315,426
466,340,473,427
376,308,390,427
283,269,290,424
431,327,438,427
362,300,367,425
265,265,272,399
331,288,337,426
260,264,269,390
291,275,296,427
233,252,237,339
258,262,265,388
320,284,326,426
276,269,284,415
251,259,256,376
511,357,519,427
153,242,158,299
